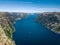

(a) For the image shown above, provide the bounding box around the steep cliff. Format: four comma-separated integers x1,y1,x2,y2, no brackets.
0,12,30,45
36,12,60,34
0,12,16,45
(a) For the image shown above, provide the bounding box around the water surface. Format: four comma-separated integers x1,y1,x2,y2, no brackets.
13,14,60,45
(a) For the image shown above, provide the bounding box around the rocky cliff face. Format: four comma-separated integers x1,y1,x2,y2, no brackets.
0,12,30,45
36,12,60,34
0,12,16,45
0,25,15,45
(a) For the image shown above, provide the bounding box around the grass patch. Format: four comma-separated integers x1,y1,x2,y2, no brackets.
4,30,12,39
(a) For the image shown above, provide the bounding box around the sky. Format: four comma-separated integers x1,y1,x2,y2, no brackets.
0,0,60,13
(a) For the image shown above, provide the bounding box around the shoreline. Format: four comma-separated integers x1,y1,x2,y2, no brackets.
45,26,60,34
38,22,60,34
12,18,22,45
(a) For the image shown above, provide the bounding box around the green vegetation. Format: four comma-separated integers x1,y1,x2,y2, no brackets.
4,21,14,39
4,30,12,39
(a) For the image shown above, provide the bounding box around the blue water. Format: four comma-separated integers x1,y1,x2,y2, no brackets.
13,14,60,45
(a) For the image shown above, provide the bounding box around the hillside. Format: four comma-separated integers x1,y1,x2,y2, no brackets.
0,12,29,45
36,12,60,34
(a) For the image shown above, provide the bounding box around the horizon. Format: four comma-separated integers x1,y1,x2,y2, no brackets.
0,8,60,13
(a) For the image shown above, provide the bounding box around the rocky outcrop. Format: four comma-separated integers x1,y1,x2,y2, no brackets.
0,12,15,45
36,12,60,34
0,25,15,45
0,12,30,45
